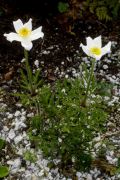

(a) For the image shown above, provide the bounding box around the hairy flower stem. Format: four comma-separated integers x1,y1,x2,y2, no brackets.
82,58,96,107
24,49,34,94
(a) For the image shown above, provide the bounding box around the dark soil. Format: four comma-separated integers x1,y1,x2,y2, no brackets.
0,1,120,83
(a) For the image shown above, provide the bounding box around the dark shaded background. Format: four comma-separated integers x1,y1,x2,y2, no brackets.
0,0,60,18
0,0,120,82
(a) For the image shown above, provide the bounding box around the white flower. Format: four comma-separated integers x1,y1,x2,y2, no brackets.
4,18,44,51
80,36,111,60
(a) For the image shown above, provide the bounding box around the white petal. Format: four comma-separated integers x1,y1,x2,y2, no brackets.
93,54,102,61
101,41,111,56
93,36,102,48
13,19,23,33
4,32,21,42
21,40,33,51
30,27,44,41
24,18,32,30
80,43,89,56
86,37,94,48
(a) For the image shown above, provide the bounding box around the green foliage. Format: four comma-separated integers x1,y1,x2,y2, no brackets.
0,138,5,150
117,157,120,167
17,55,113,173
83,0,120,21
80,62,96,95
14,50,43,108
96,80,113,97
23,150,37,163
14,67,43,107
17,56,113,173
96,6,111,21
58,2,69,13
28,77,108,172
20,67,42,95
0,166,9,178
116,157,120,174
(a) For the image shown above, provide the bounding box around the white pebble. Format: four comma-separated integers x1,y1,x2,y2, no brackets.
76,172,82,178
34,60,39,68
14,111,21,117
7,160,14,165
94,142,101,149
3,126,9,132
87,174,92,180
14,135,23,144
20,116,26,121
7,113,13,119
8,129,15,139
11,158,21,174
103,64,108,70
65,74,69,78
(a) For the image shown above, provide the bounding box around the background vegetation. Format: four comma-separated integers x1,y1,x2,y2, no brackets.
0,0,120,21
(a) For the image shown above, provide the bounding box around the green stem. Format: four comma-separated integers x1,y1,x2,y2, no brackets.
24,49,33,94
82,58,96,106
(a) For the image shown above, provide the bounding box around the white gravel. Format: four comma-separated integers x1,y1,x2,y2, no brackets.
0,39,120,179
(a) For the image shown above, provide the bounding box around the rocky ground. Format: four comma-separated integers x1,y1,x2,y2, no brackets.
0,2,120,180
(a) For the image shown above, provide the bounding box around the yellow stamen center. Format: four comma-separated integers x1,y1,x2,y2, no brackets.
18,27,31,37
90,47,101,55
